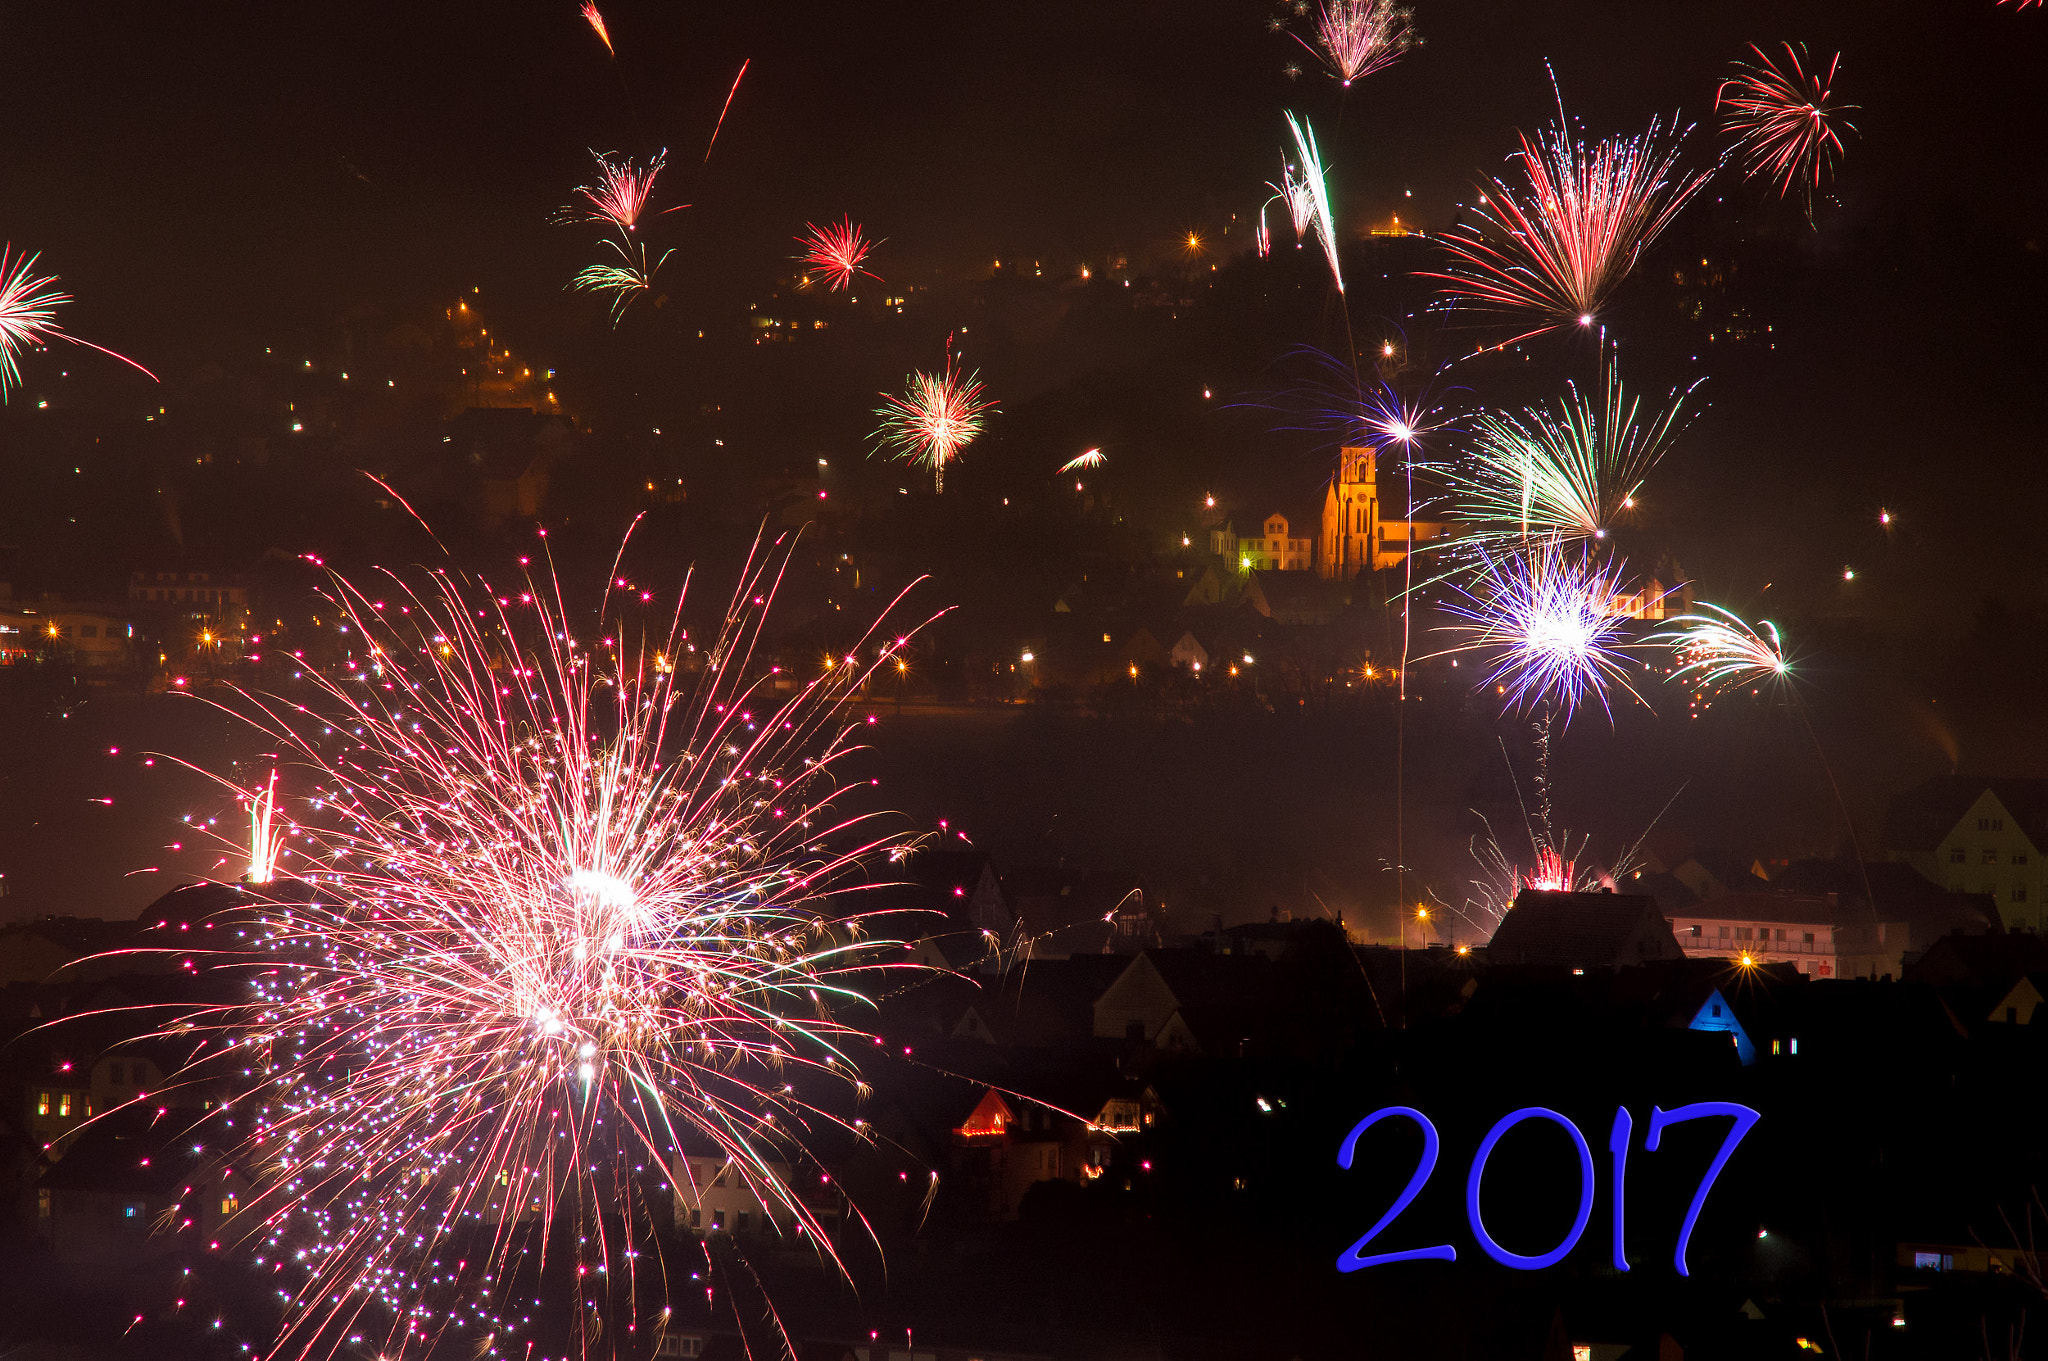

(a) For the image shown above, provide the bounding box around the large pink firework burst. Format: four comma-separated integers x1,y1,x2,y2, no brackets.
1297,0,1416,86
796,217,882,292
0,243,158,401
153,531,936,1358
1426,91,1713,344
1717,43,1856,211
873,341,997,494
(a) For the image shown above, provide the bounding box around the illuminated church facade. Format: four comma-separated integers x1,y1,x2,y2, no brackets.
1318,444,1452,580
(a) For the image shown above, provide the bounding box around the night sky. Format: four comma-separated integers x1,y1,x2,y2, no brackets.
5,0,2048,924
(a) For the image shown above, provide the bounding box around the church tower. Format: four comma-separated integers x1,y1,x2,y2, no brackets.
1320,445,1380,580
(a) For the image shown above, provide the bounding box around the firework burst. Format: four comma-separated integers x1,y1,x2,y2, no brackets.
872,341,997,494
1297,0,1416,86
571,239,672,324
161,532,931,1358
1284,113,1343,293
561,149,669,235
1436,537,1647,719
1427,88,1713,342
1444,361,1700,547
796,217,882,292
0,244,158,401
1655,603,1791,698
1717,43,1856,213
1058,448,1106,473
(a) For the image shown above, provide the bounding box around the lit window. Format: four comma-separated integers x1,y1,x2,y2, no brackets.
36,1092,49,1116
122,1202,142,1219
221,1194,238,1215
58,1094,71,1117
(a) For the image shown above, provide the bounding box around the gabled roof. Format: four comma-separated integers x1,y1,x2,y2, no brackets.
1677,892,1842,926
1884,776,2048,853
1487,891,1683,969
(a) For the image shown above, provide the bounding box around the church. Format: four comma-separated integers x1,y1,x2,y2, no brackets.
1318,444,1452,580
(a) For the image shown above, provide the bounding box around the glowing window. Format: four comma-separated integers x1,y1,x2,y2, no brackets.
36,1092,49,1116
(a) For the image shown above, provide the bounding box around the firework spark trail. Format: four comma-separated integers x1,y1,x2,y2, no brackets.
0,244,158,401
796,218,882,292
1268,162,1316,243
247,769,279,884
1435,537,1646,720
1284,114,1343,292
1443,361,1701,547
1297,0,1416,86
705,59,751,163
581,2,614,55
561,149,669,235
1426,86,1713,342
151,532,936,1358
1057,449,1105,473
1717,43,1855,211
1654,603,1790,697
872,340,997,494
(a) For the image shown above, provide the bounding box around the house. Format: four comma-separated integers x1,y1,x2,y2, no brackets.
947,1077,1164,1219
1668,892,1851,979
885,848,1018,972
1242,571,1341,626
1168,630,1210,673
1883,776,2048,932
1210,513,1313,572
670,1147,825,1240
1988,974,2046,1025
1686,985,1758,1065
1091,950,1273,1052
1485,891,1684,970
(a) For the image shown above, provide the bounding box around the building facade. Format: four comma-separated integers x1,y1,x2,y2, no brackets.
1209,514,1312,572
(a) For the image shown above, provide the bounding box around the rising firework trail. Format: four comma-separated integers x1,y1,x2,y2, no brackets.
1427,84,1714,343
796,218,882,292
1284,113,1343,293
873,339,997,494
1435,537,1647,720
1718,43,1856,215
1297,0,1416,86
0,244,158,401
152,531,935,1359
1443,361,1701,548
704,59,751,162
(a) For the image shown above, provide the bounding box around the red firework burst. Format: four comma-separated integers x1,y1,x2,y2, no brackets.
797,217,882,292
1718,43,1857,209
872,340,996,494
1426,90,1712,343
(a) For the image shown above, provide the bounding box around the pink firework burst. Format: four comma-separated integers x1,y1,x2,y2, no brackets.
797,217,883,292
0,243,157,401
873,340,997,494
144,532,936,1358
581,1,614,55
1426,88,1713,343
1718,43,1856,210
1297,0,1416,86
562,148,668,234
